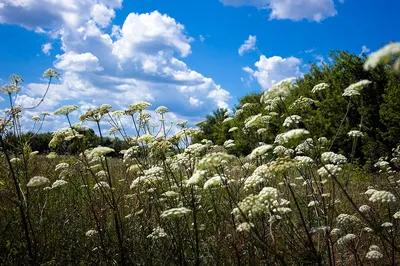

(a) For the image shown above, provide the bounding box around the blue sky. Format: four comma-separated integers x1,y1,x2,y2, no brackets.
0,0,398,132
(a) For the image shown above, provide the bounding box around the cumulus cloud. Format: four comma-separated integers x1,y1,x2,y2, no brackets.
238,35,257,56
41,43,52,55
0,0,122,31
244,55,303,90
220,0,338,22
0,3,230,130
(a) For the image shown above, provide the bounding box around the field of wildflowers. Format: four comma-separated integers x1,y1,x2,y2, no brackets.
1,43,400,265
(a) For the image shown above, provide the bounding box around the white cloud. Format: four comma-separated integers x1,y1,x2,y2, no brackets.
238,35,257,56
244,55,302,90
199,35,205,42
220,0,338,22
112,11,192,60
91,3,116,28
360,45,370,56
54,52,103,72
0,0,122,31
41,42,52,55
0,4,231,130
189,97,203,107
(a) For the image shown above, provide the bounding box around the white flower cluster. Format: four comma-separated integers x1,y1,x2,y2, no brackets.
336,233,356,246
130,166,164,189
160,207,191,219
348,130,363,138
342,80,372,97
204,175,225,189
147,226,168,239
321,152,347,165
27,176,50,187
365,245,383,260
289,96,317,111
312,83,329,93
224,139,235,148
364,42,400,70
317,164,342,178
237,222,254,233
51,180,68,189
49,127,83,148
282,115,302,127
93,181,110,190
366,189,396,203
85,230,98,237
248,144,273,160
245,114,271,128
274,129,310,145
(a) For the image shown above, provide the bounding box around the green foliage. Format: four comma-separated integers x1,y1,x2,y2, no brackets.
195,51,400,166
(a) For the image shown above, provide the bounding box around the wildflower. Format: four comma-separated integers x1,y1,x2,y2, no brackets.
381,222,393,227
348,130,363,138
224,139,235,148
51,180,68,189
237,222,254,233
294,156,314,166
93,181,110,190
223,117,233,123
163,191,179,198
321,152,347,165
308,201,319,207
27,176,50,187
54,105,78,116
289,96,317,111
342,80,372,97
368,190,396,203
203,175,225,189
155,106,169,114
365,250,383,260
85,230,98,237
194,120,206,127
365,245,384,260
282,115,302,127
224,110,233,117
128,101,152,113
0,84,20,94
49,127,83,148
10,158,21,163
337,234,356,246
244,174,264,190
330,228,341,236
43,68,59,78
176,120,188,127
89,146,115,157
147,226,168,239
187,170,207,185
358,205,371,213
393,211,400,219
55,162,69,172
364,42,400,70
249,144,273,159
46,152,58,159
160,207,191,219
32,115,41,121
312,82,329,93
274,129,310,145
336,213,360,226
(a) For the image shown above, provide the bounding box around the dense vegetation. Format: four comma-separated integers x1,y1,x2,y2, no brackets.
195,51,400,170
1,44,400,265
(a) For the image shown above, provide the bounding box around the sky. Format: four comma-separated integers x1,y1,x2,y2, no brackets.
0,0,398,133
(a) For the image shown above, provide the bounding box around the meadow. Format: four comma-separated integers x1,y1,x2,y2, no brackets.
1,44,400,265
